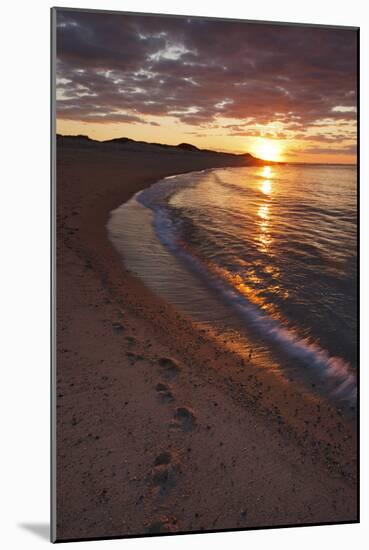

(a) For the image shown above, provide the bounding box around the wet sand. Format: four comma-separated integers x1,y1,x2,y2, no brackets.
55,138,357,541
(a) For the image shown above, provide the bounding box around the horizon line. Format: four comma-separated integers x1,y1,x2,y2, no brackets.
56,132,357,167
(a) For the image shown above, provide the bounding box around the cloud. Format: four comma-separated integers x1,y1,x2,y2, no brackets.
290,144,357,156
332,105,357,113
55,9,357,147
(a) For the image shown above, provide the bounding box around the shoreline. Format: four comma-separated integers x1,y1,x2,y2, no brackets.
108,172,356,412
56,141,357,540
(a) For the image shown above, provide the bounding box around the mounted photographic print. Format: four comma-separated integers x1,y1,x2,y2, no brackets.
51,7,359,543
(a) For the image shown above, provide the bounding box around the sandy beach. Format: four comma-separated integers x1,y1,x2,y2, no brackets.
55,137,357,541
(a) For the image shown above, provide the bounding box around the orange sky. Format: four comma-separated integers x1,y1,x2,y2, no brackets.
57,116,357,164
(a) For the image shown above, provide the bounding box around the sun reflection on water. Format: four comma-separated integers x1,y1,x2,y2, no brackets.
257,202,273,253
260,166,273,195
256,166,275,252
258,204,269,220
263,166,272,178
261,180,272,195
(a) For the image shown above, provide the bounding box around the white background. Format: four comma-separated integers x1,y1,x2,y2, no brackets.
1,0,367,547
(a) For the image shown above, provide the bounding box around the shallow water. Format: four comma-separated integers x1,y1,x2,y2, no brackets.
108,164,357,409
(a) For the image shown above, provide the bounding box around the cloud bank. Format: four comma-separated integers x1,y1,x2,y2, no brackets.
56,10,358,157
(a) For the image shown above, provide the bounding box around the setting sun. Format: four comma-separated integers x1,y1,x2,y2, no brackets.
260,166,273,194
253,139,283,162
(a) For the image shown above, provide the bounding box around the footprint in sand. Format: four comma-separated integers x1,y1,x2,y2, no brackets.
126,351,144,364
151,451,180,496
154,450,172,466
145,515,179,534
112,322,124,333
158,357,181,379
171,406,197,432
155,382,174,403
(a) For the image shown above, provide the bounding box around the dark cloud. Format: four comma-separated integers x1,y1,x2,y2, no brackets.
56,9,358,142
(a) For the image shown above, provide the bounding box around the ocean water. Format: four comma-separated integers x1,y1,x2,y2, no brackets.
108,164,357,409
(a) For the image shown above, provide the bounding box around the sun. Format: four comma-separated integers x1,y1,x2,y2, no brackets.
253,139,282,162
